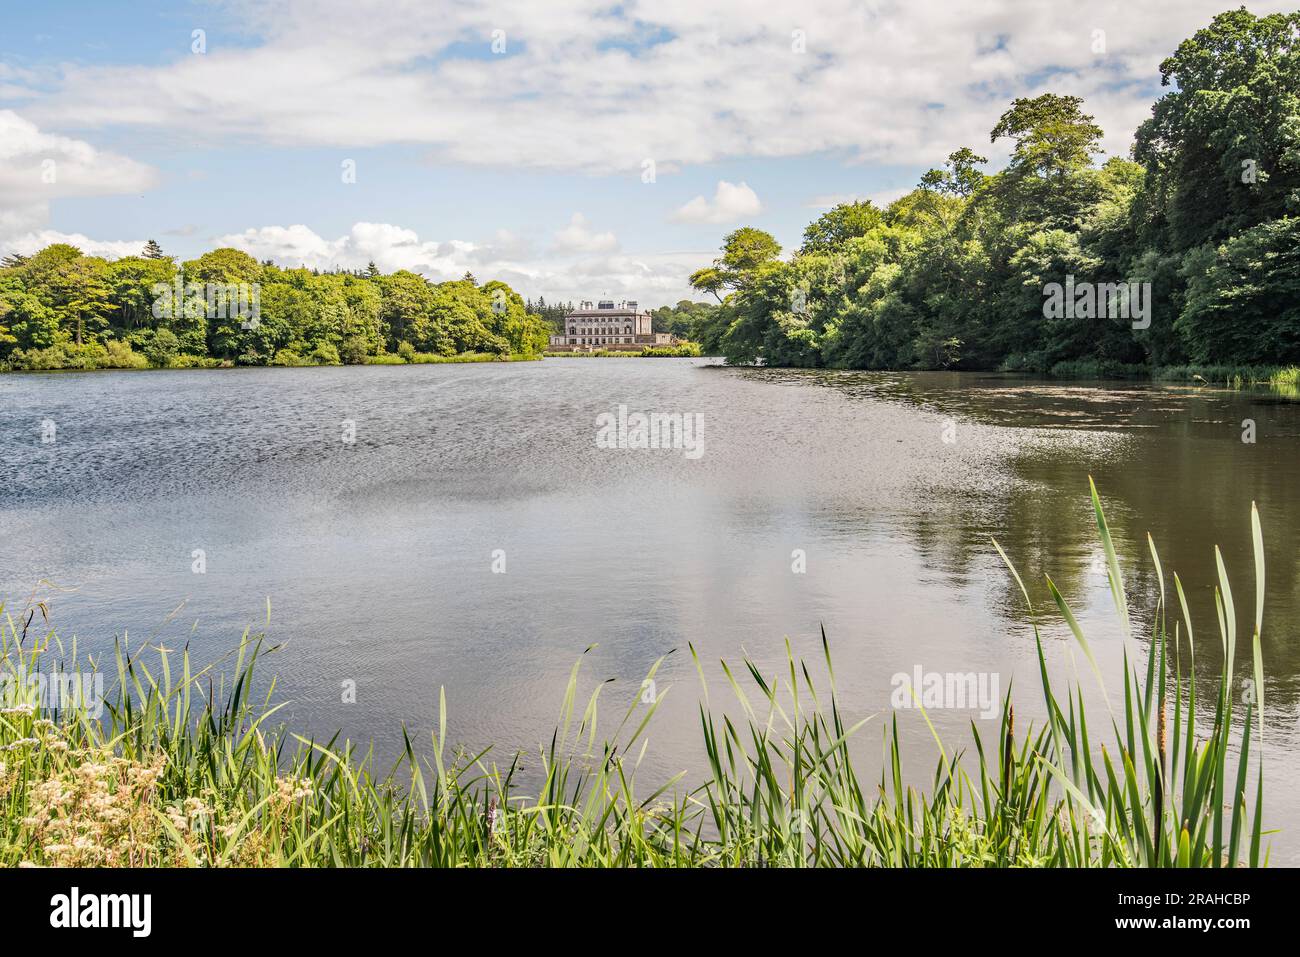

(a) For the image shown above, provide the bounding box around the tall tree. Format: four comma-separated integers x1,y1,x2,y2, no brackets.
689,227,783,303
1134,8,1300,251
800,201,883,254
919,147,989,198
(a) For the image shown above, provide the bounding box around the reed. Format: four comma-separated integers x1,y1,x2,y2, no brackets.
1155,364,1300,395
0,482,1270,867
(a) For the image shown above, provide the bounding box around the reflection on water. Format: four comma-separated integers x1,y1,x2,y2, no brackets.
2,361,1297,859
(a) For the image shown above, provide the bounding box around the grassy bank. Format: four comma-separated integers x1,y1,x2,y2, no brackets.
0,483,1268,867
1,345,543,372
543,344,702,358
363,351,542,365
1040,358,1300,392
1153,364,1300,392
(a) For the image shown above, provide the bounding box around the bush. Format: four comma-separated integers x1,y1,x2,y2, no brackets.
131,328,180,367
102,339,149,369
4,339,147,371
270,349,310,367
1048,358,1147,379
339,336,371,365
1177,218,1300,365
168,353,220,369
310,342,342,366
543,344,702,358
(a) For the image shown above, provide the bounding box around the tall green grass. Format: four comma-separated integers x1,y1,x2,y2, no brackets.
1155,364,1300,395
0,482,1270,866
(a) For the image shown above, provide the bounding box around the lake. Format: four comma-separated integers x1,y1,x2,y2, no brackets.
2,359,1297,860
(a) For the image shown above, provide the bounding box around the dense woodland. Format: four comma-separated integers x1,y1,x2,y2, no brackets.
2,9,1297,374
0,246,552,370
674,9,1300,374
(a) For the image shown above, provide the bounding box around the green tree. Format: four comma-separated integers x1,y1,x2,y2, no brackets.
184,248,263,360
23,245,117,346
377,271,434,350
799,201,883,254
109,255,176,330
1177,217,1300,363
690,228,783,303
919,147,989,198
1135,9,1300,252
988,94,1105,228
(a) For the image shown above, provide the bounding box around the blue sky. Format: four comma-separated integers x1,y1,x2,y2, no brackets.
0,0,1281,305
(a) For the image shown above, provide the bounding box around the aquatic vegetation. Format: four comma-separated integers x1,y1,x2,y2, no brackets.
1154,364,1300,394
0,483,1269,867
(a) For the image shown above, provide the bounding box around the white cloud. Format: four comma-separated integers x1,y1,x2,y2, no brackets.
21,0,1294,174
0,110,155,203
211,220,707,306
552,213,618,253
807,193,863,209
0,211,709,304
214,222,445,275
1,230,150,259
9,1,1293,302
671,180,762,224
807,187,912,209
866,186,913,207
0,110,157,246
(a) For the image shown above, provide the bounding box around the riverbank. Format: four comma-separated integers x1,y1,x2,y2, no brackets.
0,344,705,373
0,486,1268,867
364,351,542,365
707,357,1300,392
1039,359,1300,390
0,348,544,373
542,344,702,358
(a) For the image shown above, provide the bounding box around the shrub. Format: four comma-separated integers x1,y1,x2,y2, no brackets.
169,353,219,369
5,339,147,371
102,339,149,370
339,335,371,365
131,328,180,367
310,342,342,366
270,349,310,367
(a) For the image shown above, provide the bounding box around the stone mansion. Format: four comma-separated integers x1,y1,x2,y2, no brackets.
548,300,678,352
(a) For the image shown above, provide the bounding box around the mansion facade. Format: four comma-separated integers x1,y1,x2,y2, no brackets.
548,300,678,352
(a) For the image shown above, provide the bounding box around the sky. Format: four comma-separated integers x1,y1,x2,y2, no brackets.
0,0,1290,307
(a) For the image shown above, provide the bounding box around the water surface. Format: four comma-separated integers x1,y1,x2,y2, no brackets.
2,360,1297,859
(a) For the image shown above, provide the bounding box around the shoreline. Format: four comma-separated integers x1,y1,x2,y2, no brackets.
0,352,546,374
4,354,1295,393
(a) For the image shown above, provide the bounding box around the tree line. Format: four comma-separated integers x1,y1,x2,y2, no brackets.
5,10,1295,375
0,245,552,370
683,9,1300,374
